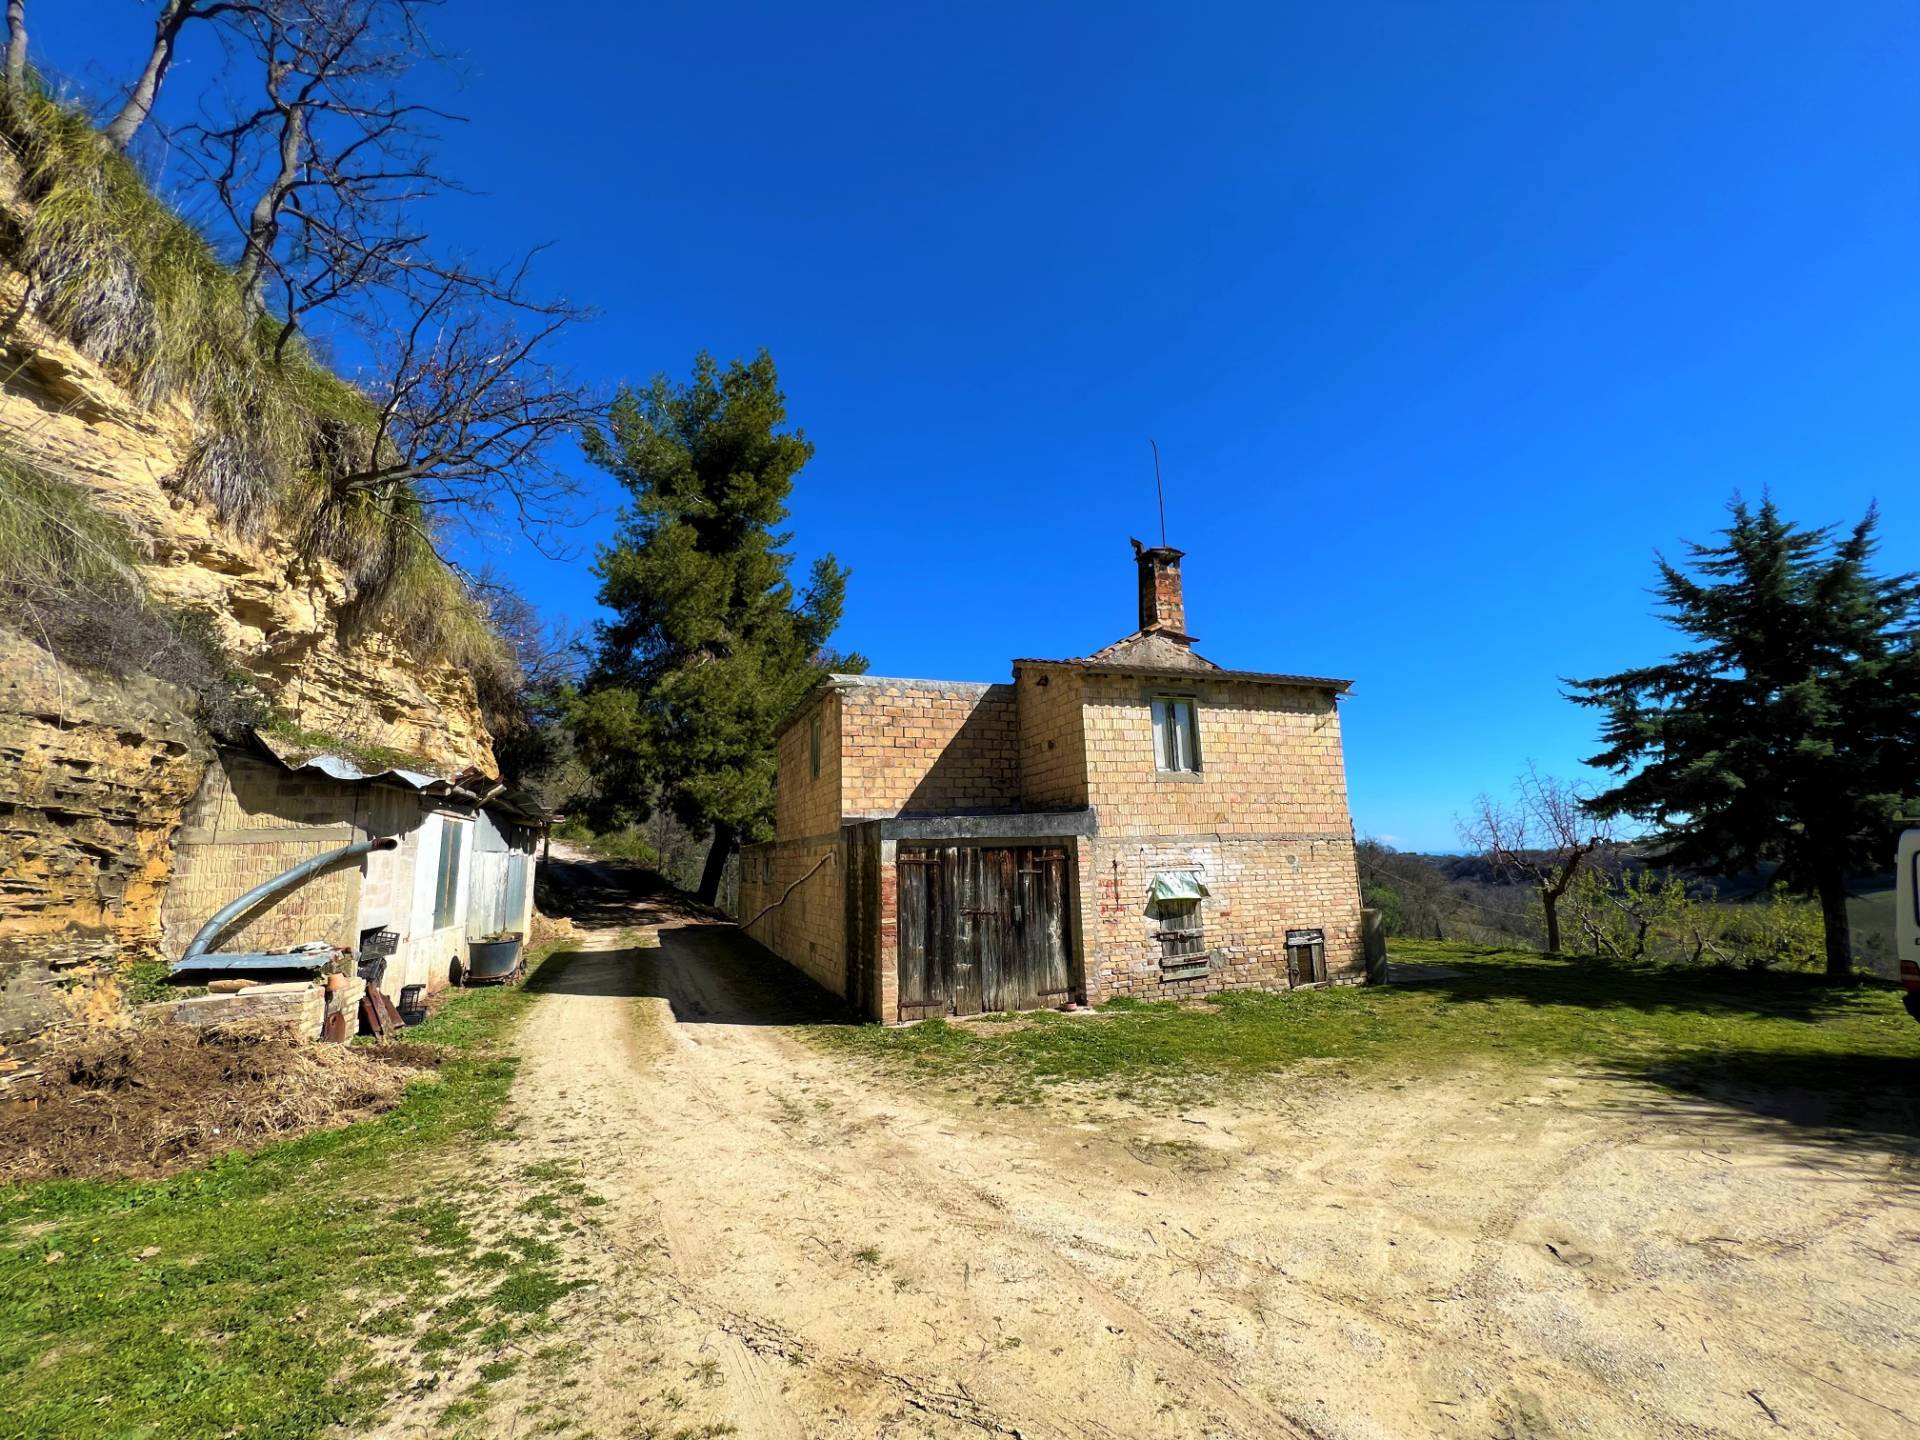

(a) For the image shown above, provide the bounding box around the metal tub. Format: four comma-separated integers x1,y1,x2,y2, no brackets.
465,935,523,984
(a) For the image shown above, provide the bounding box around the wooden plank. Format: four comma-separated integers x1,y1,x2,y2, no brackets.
949,846,984,1016
897,848,932,1007
1032,849,1072,998
974,848,1011,1013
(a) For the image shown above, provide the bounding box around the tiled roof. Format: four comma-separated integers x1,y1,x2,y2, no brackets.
1012,652,1352,693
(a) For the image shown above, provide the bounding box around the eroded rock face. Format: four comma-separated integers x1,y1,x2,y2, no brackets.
0,270,498,776
0,630,211,1077
0,263,498,1075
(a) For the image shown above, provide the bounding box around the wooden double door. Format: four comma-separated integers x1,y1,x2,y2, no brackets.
896,845,1075,1019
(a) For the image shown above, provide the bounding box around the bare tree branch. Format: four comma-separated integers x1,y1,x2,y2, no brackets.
1459,763,1611,953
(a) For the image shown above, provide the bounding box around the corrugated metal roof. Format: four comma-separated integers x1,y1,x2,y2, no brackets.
242,730,550,822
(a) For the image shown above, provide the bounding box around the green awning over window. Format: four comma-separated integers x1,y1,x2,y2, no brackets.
1147,871,1210,902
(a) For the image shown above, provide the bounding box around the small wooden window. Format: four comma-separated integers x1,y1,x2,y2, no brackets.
1156,898,1206,960
1287,928,1326,986
1151,696,1200,772
809,712,822,780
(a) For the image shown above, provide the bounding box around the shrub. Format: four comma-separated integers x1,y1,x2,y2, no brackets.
0,452,263,733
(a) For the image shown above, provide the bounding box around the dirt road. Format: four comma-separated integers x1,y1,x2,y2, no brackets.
407,866,1920,1440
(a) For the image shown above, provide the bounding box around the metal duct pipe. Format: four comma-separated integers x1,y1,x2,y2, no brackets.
181,835,398,960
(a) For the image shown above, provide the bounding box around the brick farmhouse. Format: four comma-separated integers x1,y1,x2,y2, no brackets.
739,542,1365,1021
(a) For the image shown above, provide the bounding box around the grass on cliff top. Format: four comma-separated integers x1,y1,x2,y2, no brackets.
808,940,1920,1109
0,87,505,679
0,947,582,1440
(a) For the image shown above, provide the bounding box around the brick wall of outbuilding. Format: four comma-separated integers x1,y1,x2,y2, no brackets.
1014,668,1088,810
840,680,1020,818
739,837,843,996
161,756,367,956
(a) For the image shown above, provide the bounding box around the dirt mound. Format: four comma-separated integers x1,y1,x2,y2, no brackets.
0,1023,437,1182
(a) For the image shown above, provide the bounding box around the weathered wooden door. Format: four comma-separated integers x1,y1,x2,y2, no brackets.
896,845,1073,1019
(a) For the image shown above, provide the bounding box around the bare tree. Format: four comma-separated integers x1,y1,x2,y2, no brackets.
333,265,593,545
5,0,27,94
185,0,446,324
1459,764,1611,954
102,0,266,151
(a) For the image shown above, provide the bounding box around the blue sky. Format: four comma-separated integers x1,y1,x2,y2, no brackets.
38,3,1920,850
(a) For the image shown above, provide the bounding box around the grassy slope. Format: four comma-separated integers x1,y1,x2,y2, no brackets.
0,948,580,1440
809,940,1920,1101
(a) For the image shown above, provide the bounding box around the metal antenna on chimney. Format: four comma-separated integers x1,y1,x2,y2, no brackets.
1148,438,1167,547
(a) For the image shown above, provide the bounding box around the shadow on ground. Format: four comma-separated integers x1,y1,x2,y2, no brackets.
1393,948,1902,1026
1596,1052,1920,1155
535,855,854,1027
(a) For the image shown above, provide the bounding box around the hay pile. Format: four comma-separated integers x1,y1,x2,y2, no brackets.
0,1023,438,1182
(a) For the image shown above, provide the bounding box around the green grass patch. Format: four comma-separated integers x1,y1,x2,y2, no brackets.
0,946,579,1440
807,941,1920,1100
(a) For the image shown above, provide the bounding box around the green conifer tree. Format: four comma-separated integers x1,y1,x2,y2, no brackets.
577,351,864,901
1569,497,1920,979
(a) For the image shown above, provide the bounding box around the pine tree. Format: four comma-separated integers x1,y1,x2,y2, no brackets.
577,351,864,901
1568,497,1920,980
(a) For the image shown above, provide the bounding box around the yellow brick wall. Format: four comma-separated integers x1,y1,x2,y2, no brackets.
775,690,842,841
162,757,367,955
1082,835,1362,1001
840,681,1019,817
1013,667,1088,809
739,838,844,996
1077,672,1353,837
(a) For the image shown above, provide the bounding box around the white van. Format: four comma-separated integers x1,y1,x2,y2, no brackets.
1899,827,1920,1023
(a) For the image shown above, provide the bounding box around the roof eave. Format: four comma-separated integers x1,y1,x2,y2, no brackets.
1011,658,1353,694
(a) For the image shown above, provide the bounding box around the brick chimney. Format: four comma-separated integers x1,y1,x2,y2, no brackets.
1131,539,1190,639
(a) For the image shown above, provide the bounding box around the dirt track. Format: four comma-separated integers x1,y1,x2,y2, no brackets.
396,865,1920,1440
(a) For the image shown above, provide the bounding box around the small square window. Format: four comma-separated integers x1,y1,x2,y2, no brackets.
1151,696,1200,772
809,712,822,780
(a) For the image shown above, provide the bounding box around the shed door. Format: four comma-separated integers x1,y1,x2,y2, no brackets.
896,845,1072,1019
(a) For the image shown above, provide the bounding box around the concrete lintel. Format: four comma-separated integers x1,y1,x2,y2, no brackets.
878,809,1098,843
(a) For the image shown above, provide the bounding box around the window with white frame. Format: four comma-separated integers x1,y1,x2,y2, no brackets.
1151,695,1200,772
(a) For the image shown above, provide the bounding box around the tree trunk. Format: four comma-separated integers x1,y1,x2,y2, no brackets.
1815,868,1853,982
1541,887,1562,954
236,92,303,318
102,0,189,152
4,0,27,94
697,821,735,906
